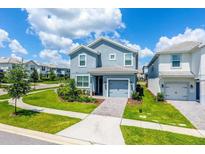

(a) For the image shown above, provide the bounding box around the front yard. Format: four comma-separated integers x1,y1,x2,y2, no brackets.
0,101,80,134
121,125,205,145
23,90,100,114
123,84,194,128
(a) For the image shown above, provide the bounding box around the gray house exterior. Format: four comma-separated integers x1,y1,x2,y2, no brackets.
69,37,138,98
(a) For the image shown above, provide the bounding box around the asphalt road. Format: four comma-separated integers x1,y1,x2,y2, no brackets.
0,130,57,145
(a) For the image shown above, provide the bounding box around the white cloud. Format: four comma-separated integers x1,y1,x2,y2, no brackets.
156,27,205,51
10,53,23,61
120,39,154,58
9,39,28,54
0,28,10,47
39,49,70,67
26,8,124,39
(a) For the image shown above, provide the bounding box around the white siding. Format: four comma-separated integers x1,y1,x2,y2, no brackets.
159,54,191,73
148,78,160,95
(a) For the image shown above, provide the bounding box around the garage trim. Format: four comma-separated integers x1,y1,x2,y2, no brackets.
107,78,130,97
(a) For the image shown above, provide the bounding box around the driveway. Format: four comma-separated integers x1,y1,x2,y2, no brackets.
168,100,205,130
57,98,127,145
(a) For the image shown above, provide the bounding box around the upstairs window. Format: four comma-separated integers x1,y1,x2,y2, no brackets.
124,53,133,66
172,54,181,68
78,54,86,67
109,53,116,60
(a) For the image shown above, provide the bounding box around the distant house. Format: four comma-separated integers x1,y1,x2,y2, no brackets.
142,65,148,80
0,57,70,78
147,41,205,105
69,37,138,98
0,57,21,72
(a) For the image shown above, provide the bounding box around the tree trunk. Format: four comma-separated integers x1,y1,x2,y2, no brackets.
14,98,17,115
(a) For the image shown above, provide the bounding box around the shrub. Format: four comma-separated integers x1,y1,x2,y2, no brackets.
132,91,142,101
136,84,144,96
157,92,164,101
57,79,95,103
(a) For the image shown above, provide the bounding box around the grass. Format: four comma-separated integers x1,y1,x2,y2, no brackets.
38,80,68,84
0,93,10,100
123,85,194,128
23,90,99,114
121,125,205,145
0,101,80,134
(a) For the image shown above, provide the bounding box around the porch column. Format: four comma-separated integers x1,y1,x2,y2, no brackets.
200,49,205,105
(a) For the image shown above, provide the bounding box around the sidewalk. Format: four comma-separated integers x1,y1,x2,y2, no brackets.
121,118,205,138
0,123,91,145
9,98,88,119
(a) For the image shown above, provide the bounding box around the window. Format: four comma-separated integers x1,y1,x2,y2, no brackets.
76,75,89,88
109,53,116,60
78,54,86,67
124,53,133,66
172,54,181,68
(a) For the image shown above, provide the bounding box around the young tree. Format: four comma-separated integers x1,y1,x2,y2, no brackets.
6,65,31,115
49,70,56,81
30,68,39,89
0,71,5,86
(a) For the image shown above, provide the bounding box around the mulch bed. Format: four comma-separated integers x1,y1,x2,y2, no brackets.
127,98,142,105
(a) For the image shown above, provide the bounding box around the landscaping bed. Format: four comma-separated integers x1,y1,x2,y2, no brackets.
23,90,100,114
123,84,194,128
0,101,80,134
121,125,205,145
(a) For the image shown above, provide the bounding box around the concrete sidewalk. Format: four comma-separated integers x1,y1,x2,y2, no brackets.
9,98,88,119
121,118,205,138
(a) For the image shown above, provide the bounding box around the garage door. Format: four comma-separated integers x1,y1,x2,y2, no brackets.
108,80,128,97
165,83,188,100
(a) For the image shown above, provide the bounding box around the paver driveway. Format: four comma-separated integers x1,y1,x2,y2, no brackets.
57,98,127,145
168,100,205,130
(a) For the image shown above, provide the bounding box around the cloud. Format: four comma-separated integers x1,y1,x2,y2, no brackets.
0,28,10,47
156,27,205,51
9,39,28,54
26,8,124,40
10,53,23,61
120,39,154,58
39,49,70,67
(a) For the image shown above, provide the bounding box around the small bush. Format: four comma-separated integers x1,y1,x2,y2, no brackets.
132,91,142,101
77,95,96,103
157,92,164,101
136,84,144,96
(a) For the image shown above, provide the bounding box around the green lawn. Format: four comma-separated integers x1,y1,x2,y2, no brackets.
0,101,80,134
23,90,99,114
123,85,194,128
39,80,68,84
121,125,205,145
0,93,10,100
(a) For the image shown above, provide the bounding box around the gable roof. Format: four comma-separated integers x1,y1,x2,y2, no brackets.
157,41,202,54
69,45,100,55
24,60,39,66
0,57,21,64
88,37,138,53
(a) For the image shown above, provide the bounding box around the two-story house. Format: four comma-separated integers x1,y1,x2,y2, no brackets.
147,41,205,105
0,57,21,72
69,37,138,98
24,60,41,75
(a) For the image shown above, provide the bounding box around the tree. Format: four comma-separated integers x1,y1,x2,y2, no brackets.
0,71,5,86
49,70,56,81
6,65,31,115
30,68,39,89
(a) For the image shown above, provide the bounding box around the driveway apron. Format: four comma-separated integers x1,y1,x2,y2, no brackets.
57,98,127,145
168,100,205,130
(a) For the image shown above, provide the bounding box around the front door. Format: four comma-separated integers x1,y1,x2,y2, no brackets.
196,81,200,101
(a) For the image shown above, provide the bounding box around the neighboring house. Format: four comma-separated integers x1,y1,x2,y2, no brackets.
24,60,41,75
137,69,144,80
0,57,21,72
147,41,205,105
69,37,138,98
0,57,70,77
142,65,148,80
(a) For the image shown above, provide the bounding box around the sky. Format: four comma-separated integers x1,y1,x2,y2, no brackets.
0,8,205,68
